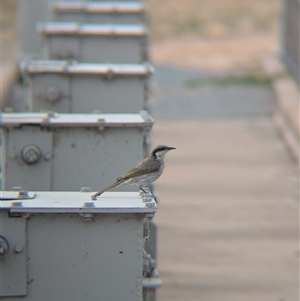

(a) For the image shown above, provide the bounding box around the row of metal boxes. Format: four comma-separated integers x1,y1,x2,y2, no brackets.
1,0,160,300
19,1,146,60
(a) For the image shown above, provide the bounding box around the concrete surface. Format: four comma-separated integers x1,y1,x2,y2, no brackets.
150,65,299,301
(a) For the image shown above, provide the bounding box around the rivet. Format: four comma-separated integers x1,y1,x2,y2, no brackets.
12,186,22,191
84,201,95,207
44,152,52,161
146,201,155,208
18,190,29,197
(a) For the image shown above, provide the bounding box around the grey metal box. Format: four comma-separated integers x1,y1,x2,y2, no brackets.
1,112,153,191
52,1,146,24
0,190,157,300
20,60,153,113
38,22,148,63
18,0,52,57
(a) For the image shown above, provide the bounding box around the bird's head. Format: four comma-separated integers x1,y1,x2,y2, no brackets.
151,145,176,159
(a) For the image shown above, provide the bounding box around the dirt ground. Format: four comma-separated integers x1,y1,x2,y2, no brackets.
147,0,278,74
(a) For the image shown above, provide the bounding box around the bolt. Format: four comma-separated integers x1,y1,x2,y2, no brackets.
14,244,23,253
12,186,22,191
11,201,23,207
80,187,92,192
151,268,160,278
82,213,94,223
83,201,95,207
146,202,156,208
44,152,52,161
139,110,153,122
18,190,29,197
21,145,42,165
97,126,105,132
45,86,61,103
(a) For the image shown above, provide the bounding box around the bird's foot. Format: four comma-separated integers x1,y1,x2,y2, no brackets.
139,188,157,203
91,195,97,201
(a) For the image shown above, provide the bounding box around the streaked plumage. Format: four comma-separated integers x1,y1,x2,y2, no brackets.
91,145,175,200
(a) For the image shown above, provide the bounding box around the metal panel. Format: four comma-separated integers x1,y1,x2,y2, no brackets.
28,73,71,112
17,0,51,57
0,211,27,297
51,126,145,190
45,35,80,60
1,112,153,192
21,60,153,113
70,75,146,113
23,213,144,301
52,1,145,24
4,127,53,191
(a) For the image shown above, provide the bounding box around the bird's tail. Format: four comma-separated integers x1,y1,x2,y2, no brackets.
91,177,124,200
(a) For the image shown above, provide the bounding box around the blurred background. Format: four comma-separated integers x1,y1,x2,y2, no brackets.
1,1,299,300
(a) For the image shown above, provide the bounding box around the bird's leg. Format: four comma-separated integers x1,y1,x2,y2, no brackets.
139,186,148,194
139,186,158,203
91,191,101,200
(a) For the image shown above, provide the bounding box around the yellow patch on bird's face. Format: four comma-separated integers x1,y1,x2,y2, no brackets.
155,150,167,157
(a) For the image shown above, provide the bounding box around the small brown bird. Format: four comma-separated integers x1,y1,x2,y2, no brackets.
91,145,176,200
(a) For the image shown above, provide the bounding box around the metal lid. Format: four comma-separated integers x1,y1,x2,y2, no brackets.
38,22,147,36
0,111,153,128
21,60,154,76
0,191,157,214
52,2,144,13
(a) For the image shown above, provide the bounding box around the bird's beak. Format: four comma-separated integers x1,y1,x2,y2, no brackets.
168,147,176,151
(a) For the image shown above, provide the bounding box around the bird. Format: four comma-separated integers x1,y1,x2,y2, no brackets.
91,145,176,200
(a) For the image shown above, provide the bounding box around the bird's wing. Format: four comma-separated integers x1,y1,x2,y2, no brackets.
118,157,161,180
